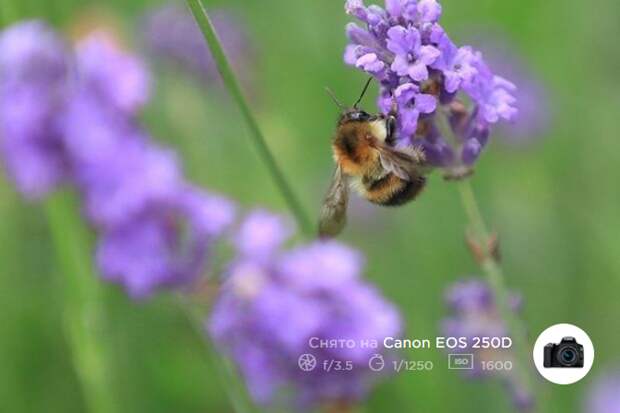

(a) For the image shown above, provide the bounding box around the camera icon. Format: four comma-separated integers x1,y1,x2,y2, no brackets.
543,337,584,368
533,324,594,385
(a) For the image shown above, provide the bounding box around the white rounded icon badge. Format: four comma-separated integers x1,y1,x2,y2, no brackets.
533,323,594,385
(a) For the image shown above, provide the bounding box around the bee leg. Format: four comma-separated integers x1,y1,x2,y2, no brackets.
385,97,398,146
386,115,397,146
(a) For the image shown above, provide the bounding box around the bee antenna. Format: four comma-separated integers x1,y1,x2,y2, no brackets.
353,77,373,109
325,87,347,111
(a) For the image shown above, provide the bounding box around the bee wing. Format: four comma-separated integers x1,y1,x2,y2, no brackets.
318,166,349,238
377,144,426,181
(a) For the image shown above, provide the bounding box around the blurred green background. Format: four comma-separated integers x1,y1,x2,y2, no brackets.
1,0,619,412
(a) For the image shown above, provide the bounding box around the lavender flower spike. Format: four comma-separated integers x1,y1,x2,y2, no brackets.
210,213,401,408
343,0,519,176
471,36,552,143
0,21,71,199
97,186,236,298
65,27,237,297
442,279,533,411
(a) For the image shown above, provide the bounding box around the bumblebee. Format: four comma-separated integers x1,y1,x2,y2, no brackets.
319,79,428,237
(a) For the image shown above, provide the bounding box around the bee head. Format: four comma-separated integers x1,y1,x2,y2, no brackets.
339,108,372,124
326,78,374,125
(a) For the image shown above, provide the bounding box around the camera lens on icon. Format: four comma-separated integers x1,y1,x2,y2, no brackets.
533,324,594,385
543,336,584,368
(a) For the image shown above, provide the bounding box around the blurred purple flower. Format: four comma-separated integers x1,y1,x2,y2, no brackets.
463,57,517,124
0,21,68,86
0,21,238,298
61,94,132,165
432,36,477,94
587,370,620,413
442,279,532,411
470,37,551,143
97,186,236,298
74,32,150,115
234,209,293,261
0,21,71,199
443,279,522,374
142,3,254,86
343,0,518,176
76,133,184,229
210,212,401,407
64,32,237,297
58,35,178,230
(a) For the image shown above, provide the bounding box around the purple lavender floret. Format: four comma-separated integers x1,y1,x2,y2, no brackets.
0,21,68,86
59,34,178,231
234,209,293,261
471,37,551,143
142,3,254,86
0,21,71,199
97,186,236,298
393,82,436,138
443,279,522,373
442,279,532,411
586,371,620,413
74,132,183,229
464,57,517,124
387,25,440,81
74,32,150,115
343,0,518,176
432,36,477,94
210,211,401,407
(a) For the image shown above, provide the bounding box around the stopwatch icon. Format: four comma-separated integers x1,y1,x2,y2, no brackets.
368,354,385,372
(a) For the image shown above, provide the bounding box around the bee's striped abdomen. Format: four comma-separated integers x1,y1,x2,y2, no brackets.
363,174,426,206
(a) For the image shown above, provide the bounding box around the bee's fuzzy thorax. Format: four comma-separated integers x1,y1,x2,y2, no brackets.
332,121,381,176
332,141,376,176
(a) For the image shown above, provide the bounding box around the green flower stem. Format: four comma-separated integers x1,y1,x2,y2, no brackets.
185,0,313,237
45,192,117,413
181,3,308,410
179,296,260,413
435,106,537,408
457,181,537,410
2,3,114,412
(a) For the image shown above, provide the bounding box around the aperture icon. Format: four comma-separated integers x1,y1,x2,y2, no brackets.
298,354,317,372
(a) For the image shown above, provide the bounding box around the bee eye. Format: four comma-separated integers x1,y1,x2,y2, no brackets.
349,111,370,121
